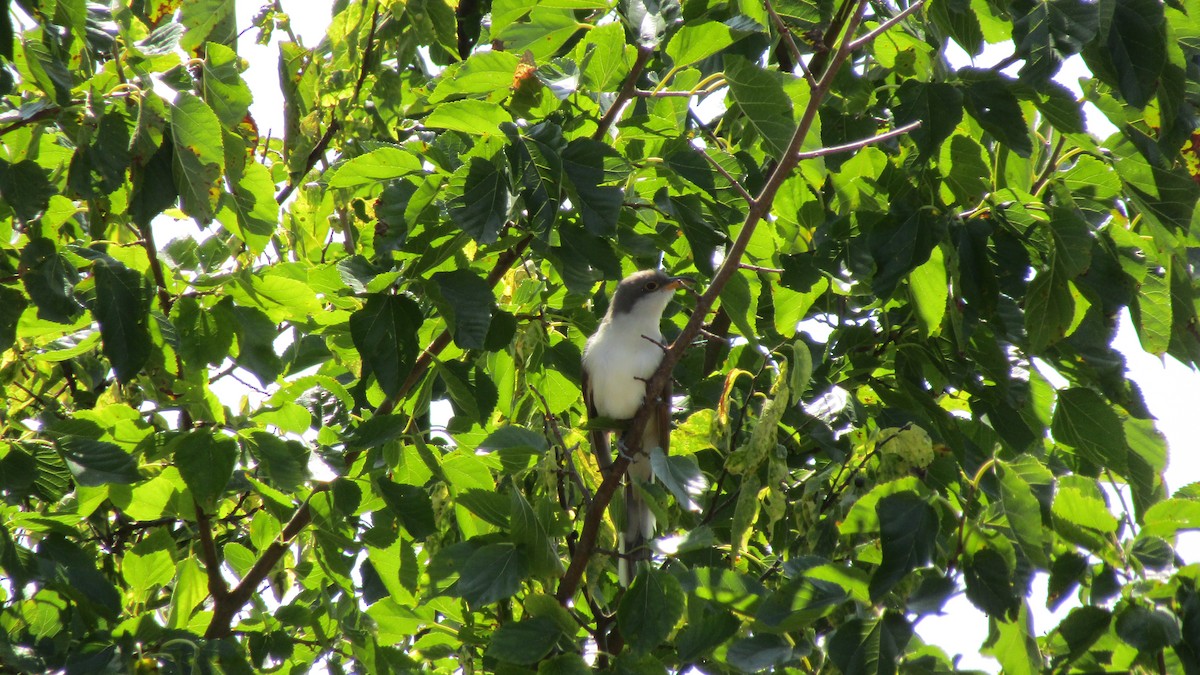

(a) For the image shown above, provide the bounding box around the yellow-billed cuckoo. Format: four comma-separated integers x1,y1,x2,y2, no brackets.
581,269,688,586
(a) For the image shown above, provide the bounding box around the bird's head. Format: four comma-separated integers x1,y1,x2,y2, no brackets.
607,269,691,321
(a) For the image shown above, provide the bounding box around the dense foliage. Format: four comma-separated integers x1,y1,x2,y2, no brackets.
2,0,1200,672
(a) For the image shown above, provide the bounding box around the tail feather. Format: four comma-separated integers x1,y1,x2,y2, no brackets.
619,473,655,586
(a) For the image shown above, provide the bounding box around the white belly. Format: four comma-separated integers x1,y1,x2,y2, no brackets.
583,324,665,420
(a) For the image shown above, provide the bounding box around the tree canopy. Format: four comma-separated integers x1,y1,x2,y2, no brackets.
1,0,1199,672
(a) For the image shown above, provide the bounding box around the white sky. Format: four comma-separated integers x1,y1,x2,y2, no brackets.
232,3,1200,671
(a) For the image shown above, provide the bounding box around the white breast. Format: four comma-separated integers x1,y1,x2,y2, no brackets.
583,317,665,420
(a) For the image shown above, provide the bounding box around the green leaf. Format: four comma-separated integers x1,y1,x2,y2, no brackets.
964,547,1020,620
1051,387,1128,473
231,305,283,386
328,147,424,189
486,616,563,665
0,286,28,351
666,21,737,67
201,42,253,127
509,491,562,577
650,448,707,512
429,51,520,103
92,257,153,383
909,245,947,337
458,542,526,606
175,430,237,509
20,237,81,323
39,535,121,618
377,479,437,540
893,81,963,160
870,493,938,601
349,293,424,398
726,634,793,672
123,528,177,595
226,160,278,255
996,461,1048,566
618,568,686,654
448,156,512,244
960,71,1033,157
827,611,914,675
57,436,141,487
928,0,984,56
1011,0,1098,83
170,92,225,223
983,604,1042,674
172,295,235,367
561,138,627,237
425,99,514,135
0,159,56,220
1115,604,1181,652
1051,606,1111,661
1025,265,1073,351
1082,0,1165,108
432,269,494,350
242,431,309,492
724,54,797,159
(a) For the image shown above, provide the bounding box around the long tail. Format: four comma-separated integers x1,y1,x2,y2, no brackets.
619,464,656,586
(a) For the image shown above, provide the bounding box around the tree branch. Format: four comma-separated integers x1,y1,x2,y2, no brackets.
374,234,534,416
848,0,925,51
693,143,755,205
793,119,921,159
195,504,228,601
204,488,324,638
593,45,654,141
764,0,814,86
556,0,888,608
273,0,378,204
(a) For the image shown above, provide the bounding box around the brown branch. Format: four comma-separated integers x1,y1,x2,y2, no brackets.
848,0,925,51
374,234,534,417
555,0,879,608
694,144,755,204
204,487,324,638
273,1,378,204
765,0,814,86
793,119,921,159
195,504,228,602
593,45,654,141
275,119,341,204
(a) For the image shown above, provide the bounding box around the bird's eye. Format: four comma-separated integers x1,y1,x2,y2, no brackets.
645,281,659,291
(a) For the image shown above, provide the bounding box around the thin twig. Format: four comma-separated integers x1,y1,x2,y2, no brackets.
764,0,814,86
593,45,654,141
793,119,921,159
1030,134,1066,197
374,235,534,416
205,487,325,638
273,1,377,203
738,263,784,274
694,144,755,204
848,0,926,51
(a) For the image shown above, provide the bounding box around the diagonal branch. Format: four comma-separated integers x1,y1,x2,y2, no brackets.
848,0,925,51
202,233,533,638
274,0,379,204
593,45,655,141
556,0,896,606
764,0,815,86
693,143,756,205
793,119,921,159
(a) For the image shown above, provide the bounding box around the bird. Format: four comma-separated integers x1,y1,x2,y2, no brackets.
581,269,689,586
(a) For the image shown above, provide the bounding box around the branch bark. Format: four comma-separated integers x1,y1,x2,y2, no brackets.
555,0,883,606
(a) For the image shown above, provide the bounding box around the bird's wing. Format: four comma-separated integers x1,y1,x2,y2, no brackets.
581,367,612,473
